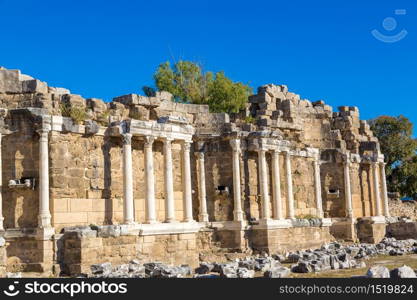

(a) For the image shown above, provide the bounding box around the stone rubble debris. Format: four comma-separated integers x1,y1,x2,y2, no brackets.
88,237,417,278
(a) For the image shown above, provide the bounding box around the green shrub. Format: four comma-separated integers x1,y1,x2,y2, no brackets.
60,103,88,124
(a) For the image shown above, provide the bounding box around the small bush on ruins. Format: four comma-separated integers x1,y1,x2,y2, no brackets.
96,111,110,126
370,115,417,198
145,60,252,113
59,103,88,124
244,115,255,124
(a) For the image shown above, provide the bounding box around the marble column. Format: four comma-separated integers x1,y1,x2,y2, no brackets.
37,129,52,228
144,136,156,223
271,149,283,220
372,162,382,217
0,133,3,231
230,139,244,222
343,160,353,219
258,146,270,220
196,151,209,222
284,150,295,219
313,157,324,218
380,162,390,217
163,138,175,222
122,133,134,224
182,141,193,222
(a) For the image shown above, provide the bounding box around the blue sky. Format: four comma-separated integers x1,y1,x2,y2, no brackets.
1,0,416,125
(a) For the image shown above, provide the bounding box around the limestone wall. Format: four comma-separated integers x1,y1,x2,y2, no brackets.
250,226,334,254
61,228,219,275
2,120,39,228
389,199,417,221
49,132,187,230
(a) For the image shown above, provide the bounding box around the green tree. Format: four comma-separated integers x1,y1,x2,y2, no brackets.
149,60,252,113
370,115,417,197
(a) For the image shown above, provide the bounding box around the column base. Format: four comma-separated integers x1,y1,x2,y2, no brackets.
253,218,292,229
233,211,244,222
321,218,333,227
369,216,387,224
145,220,159,225
164,219,179,224
198,214,209,223
36,227,55,241
38,214,52,229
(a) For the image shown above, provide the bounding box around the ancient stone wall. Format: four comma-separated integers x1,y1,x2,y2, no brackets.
0,67,390,274
389,199,417,221
250,225,334,254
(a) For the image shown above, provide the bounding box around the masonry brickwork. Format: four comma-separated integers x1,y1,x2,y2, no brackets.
0,67,392,276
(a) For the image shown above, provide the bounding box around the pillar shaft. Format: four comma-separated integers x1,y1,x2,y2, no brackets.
122,134,134,224
314,158,324,218
230,139,244,221
380,162,390,217
285,151,295,219
182,141,193,222
196,152,208,222
272,150,283,220
144,136,156,223
258,148,270,220
344,161,353,219
163,138,175,222
38,129,51,228
0,133,3,231
372,162,382,217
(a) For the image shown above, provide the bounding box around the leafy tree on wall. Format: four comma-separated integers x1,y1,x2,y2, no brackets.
370,115,417,198
143,60,252,113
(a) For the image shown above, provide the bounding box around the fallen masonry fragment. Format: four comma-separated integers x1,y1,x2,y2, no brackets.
0,67,409,276
87,238,417,278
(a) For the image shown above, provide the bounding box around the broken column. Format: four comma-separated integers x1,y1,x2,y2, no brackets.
343,159,353,219
163,138,175,222
144,136,157,223
271,149,283,220
122,133,134,224
196,150,209,222
37,129,52,228
258,140,270,220
379,162,390,217
372,162,382,217
313,157,324,218
284,150,295,219
230,139,244,222
182,141,193,222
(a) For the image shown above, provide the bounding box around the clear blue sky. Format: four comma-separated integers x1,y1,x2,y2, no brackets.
1,0,416,124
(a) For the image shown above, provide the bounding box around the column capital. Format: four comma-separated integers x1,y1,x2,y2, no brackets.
182,140,192,152
195,151,205,160
229,138,241,152
121,133,133,145
144,135,155,148
36,128,50,137
272,148,281,154
163,137,174,145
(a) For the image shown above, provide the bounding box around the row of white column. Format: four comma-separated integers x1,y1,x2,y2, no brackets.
343,161,390,219
0,131,393,231
121,134,194,224
229,139,324,222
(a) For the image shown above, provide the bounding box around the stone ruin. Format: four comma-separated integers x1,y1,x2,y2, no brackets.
0,67,392,276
